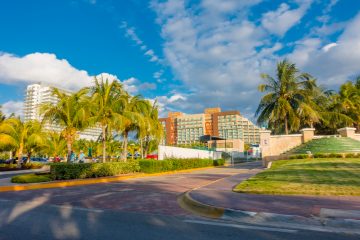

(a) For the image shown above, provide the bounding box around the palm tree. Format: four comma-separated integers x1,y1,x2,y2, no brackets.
46,131,67,159
0,105,6,123
256,59,314,134
89,76,126,163
41,88,91,163
138,100,163,158
116,94,148,160
0,118,45,167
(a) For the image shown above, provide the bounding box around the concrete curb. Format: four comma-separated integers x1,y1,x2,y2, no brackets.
0,166,216,192
179,190,360,234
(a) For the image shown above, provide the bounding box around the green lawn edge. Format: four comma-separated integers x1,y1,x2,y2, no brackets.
234,158,360,196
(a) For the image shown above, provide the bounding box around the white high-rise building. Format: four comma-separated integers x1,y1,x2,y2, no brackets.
24,83,102,141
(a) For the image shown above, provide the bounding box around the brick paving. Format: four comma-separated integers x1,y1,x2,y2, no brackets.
0,165,257,216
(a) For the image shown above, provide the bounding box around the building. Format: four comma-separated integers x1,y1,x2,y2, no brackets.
159,107,260,146
24,83,102,141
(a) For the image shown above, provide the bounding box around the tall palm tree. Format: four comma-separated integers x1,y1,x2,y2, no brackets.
256,59,314,134
41,88,91,163
0,118,45,167
89,76,126,163
116,94,148,160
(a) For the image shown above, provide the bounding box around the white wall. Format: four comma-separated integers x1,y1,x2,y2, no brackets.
158,145,222,160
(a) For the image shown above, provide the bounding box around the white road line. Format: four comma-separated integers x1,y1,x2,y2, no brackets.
184,220,298,233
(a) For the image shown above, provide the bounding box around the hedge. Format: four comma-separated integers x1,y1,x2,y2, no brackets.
11,173,52,183
51,161,140,180
138,158,225,173
0,162,43,171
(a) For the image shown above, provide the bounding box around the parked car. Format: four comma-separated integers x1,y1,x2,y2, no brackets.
146,154,158,160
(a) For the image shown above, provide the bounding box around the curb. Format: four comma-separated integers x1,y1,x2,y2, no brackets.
179,190,360,234
0,166,215,192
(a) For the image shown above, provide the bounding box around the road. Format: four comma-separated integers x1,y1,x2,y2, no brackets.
0,162,358,239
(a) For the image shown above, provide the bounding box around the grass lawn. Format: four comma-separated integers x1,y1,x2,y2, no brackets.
234,158,360,196
11,173,53,183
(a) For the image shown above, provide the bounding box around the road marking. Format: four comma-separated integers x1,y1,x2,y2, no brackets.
184,220,298,233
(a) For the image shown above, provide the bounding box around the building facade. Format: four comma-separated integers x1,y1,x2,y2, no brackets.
24,83,102,141
159,108,260,145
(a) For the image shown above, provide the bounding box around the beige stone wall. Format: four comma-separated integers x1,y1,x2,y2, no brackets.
354,134,360,141
268,135,303,156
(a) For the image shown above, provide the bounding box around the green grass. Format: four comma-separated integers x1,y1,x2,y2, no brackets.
289,137,360,154
234,158,360,196
11,173,53,183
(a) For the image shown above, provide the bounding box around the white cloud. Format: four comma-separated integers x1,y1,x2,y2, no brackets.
0,52,154,96
261,1,313,36
288,12,360,86
122,77,156,95
0,52,93,90
120,22,162,64
1,101,23,118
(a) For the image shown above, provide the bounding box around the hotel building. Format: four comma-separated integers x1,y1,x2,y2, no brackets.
159,108,260,146
24,83,102,141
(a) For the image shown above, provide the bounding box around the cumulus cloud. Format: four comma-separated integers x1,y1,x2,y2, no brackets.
0,52,93,90
0,52,155,95
288,12,360,86
261,1,313,36
1,101,23,118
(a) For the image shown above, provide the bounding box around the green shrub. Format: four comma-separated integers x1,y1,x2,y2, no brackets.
289,154,309,159
327,153,344,158
11,173,52,183
0,163,18,170
50,161,140,180
313,153,330,158
345,153,359,158
23,162,44,169
138,158,224,173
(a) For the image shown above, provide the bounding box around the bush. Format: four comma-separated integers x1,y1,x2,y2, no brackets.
313,153,330,158
50,161,140,180
327,153,344,158
138,158,225,173
11,173,52,183
345,153,359,158
289,154,309,159
23,162,44,169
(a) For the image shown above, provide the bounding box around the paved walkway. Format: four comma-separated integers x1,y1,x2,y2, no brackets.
190,168,360,218
0,164,259,216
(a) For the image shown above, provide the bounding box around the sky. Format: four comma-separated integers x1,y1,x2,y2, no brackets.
0,0,360,122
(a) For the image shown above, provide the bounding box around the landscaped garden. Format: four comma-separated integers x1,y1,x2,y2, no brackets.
11,158,225,183
234,158,360,196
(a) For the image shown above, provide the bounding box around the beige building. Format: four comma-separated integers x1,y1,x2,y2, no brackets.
159,107,260,145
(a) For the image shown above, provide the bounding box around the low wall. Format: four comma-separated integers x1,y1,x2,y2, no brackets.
266,134,303,156
354,134,360,141
158,145,222,160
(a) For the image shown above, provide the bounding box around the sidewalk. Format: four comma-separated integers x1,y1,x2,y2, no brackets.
188,168,360,218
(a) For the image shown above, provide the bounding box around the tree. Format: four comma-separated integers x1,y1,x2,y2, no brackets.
256,59,314,134
89,76,126,163
41,88,91,163
138,100,163,158
0,105,6,123
45,131,67,159
116,94,148,160
0,118,45,167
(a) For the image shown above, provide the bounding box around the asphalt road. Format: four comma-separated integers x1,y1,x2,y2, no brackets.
0,199,358,240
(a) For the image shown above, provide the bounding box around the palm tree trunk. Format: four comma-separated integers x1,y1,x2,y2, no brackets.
140,138,143,159
17,144,23,168
67,140,72,163
123,131,128,162
102,125,106,163
144,136,150,158
284,117,289,135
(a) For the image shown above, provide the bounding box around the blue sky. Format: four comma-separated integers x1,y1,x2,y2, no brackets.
0,0,360,121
